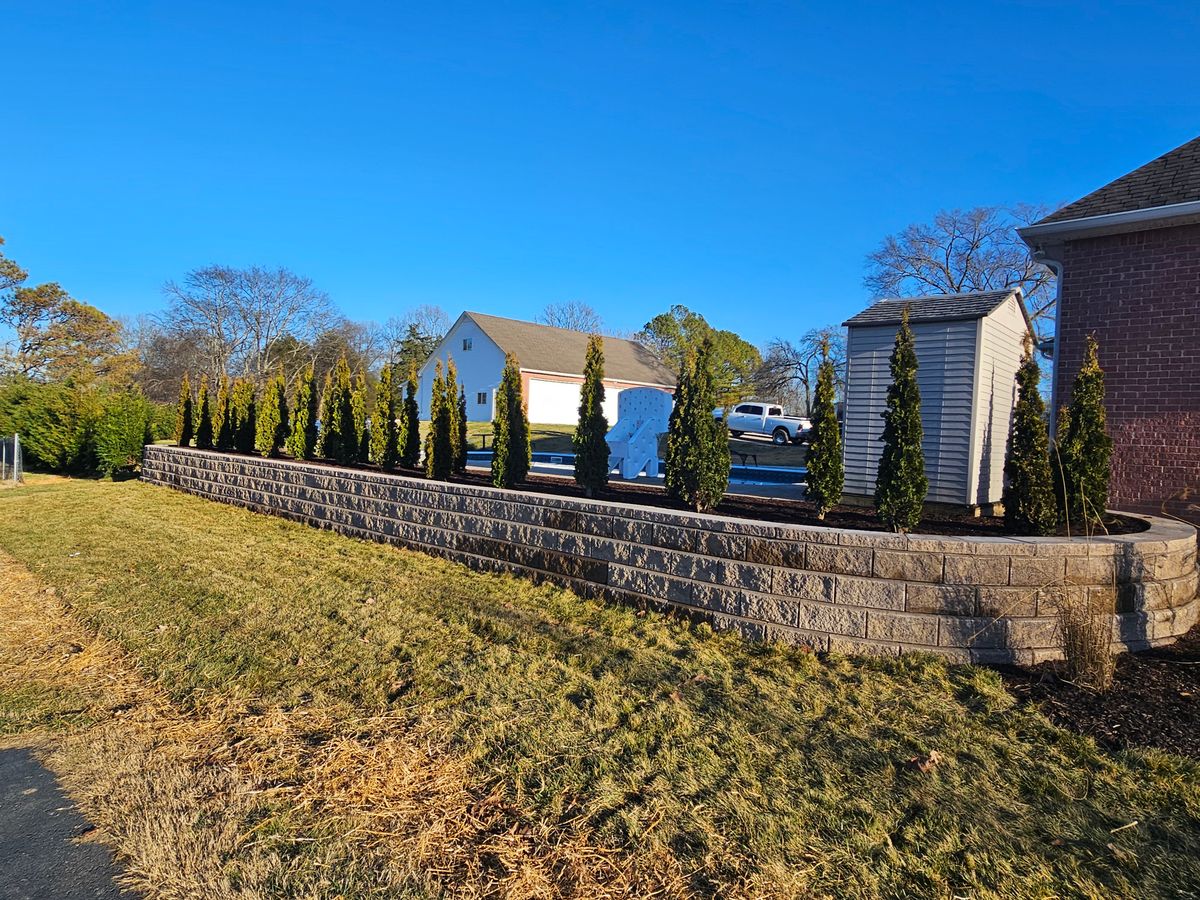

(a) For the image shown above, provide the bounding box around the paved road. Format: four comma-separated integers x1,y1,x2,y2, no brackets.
0,748,130,899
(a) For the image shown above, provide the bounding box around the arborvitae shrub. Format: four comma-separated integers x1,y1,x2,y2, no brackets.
369,364,399,468
425,360,454,480
400,368,421,468
573,334,609,497
232,379,256,453
215,377,234,451
317,371,338,459
875,306,927,532
455,386,468,475
175,373,194,447
352,371,369,462
491,352,530,488
1054,335,1112,528
445,358,463,473
805,341,843,519
320,357,357,464
664,339,730,512
195,376,214,449
256,372,289,457
1003,344,1056,535
287,365,319,460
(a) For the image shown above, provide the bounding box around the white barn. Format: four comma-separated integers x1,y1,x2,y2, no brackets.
418,312,676,425
840,289,1031,511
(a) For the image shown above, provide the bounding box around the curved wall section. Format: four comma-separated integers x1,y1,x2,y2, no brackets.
142,447,1198,665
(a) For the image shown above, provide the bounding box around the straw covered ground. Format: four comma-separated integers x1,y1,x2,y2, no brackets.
1,476,1198,898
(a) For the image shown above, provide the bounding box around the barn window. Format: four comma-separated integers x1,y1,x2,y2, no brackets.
462,338,473,351
476,391,488,405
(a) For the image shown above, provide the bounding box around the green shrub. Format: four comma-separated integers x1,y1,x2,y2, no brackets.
664,339,729,512
445,358,466,475
232,379,256,454
287,366,319,460
425,361,454,480
353,371,368,462
804,341,842,519
95,391,153,477
0,379,99,473
1003,346,1056,535
369,364,399,469
175,373,193,447
1054,335,1112,528
573,334,608,497
215,377,234,451
318,358,357,464
491,353,530,488
194,376,214,450
400,368,420,468
256,373,289,457
455,385,468,475
875,306,927,532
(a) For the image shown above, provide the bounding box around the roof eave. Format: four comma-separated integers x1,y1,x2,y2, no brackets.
1019,199,1200,257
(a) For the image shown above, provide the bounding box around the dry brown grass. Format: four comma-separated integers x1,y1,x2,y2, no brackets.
0,552,691,898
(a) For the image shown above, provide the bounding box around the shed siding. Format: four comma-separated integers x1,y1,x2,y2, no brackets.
973,297,1027,505
843,320,979,505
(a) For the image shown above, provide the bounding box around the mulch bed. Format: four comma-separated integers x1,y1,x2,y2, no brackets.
1001,623,1200,758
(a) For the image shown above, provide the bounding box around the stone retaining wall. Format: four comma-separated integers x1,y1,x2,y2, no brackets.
142,446,1199,664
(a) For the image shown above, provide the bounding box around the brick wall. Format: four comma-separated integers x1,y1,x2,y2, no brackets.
1056,223,1200,522
142,447,1199,664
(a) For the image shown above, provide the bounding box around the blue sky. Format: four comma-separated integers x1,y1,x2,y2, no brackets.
2,1,1198,346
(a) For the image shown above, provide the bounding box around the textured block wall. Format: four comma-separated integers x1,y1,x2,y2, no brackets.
143,447,1199,665
1057,223,1200,523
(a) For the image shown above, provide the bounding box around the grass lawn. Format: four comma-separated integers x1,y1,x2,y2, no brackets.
1,477,1198,897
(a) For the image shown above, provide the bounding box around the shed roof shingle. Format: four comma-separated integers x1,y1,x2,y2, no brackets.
843,290,1019,328
1038,135,1200,225
465,312,676,386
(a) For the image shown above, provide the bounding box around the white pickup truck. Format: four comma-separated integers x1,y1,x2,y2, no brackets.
717,402,812,445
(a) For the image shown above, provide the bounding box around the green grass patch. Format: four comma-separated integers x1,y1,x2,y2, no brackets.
1,477,1198,896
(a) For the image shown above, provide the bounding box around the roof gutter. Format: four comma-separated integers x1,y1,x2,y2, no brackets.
1018,198,1200,243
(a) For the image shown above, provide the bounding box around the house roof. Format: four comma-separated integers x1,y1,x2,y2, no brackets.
463,312,676,386
1037,135,1200,225
843,290,1021,328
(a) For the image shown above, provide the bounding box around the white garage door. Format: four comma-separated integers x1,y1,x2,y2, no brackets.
527,379,622,426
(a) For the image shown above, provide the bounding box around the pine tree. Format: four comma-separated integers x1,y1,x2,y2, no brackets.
287,365,319,460
1003,343,1057,535
352,371,369,463
175,373,194,447
1054,335,1112,527
256,372,289,457
573,334,609,497
445,358,463,472
369,364,399,468
400,367,421,468
875,306,927,532
232,379,257,453
195,375,214,449
491,352,531,488
805,341,843,519
215,376,234,451
317,370,338,459
425,361,454,480
664,339,730,512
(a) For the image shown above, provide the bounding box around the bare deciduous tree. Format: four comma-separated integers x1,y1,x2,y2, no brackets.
755,326,847,415
538,300,603,334
160,265,337,383
864,205,1056,338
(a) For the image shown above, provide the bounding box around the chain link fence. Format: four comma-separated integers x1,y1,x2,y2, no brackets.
0,434,23,484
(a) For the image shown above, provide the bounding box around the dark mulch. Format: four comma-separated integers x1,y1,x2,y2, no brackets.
170,447,1149,537
1001,623,1200,758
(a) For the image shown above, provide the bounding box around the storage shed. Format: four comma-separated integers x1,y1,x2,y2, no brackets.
841,289,1031,511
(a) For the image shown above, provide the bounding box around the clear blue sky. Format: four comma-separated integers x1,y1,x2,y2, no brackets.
3,1,1198,346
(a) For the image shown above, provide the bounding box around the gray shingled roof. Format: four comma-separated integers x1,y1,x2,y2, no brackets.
465,312,676,386
843,290,1018,327
1038,135,1200,224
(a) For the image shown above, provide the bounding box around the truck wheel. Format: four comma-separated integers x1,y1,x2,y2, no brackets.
772,427,789,445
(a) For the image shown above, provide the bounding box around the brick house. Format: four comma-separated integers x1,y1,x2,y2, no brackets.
1019,135,1200,524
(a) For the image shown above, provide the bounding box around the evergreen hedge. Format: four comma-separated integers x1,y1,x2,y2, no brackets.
175,373,194,447
573,334,609,497
369,364,399,469
400,367,421,468
256,373,289,457
194,376,214,450
287,365,319,460
425,360,454,480
455,385,468,475
875,306,927,532
1003,345,1056,535
1054,335,1112,527
491,352,530,488
805,341,843,519
214,377,234,451
664,339,729,513
353,371,369,463
95,391,153,477
232,379,256,454
445,358,464,474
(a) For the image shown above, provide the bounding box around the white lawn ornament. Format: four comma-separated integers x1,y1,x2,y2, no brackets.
606,387,673,480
